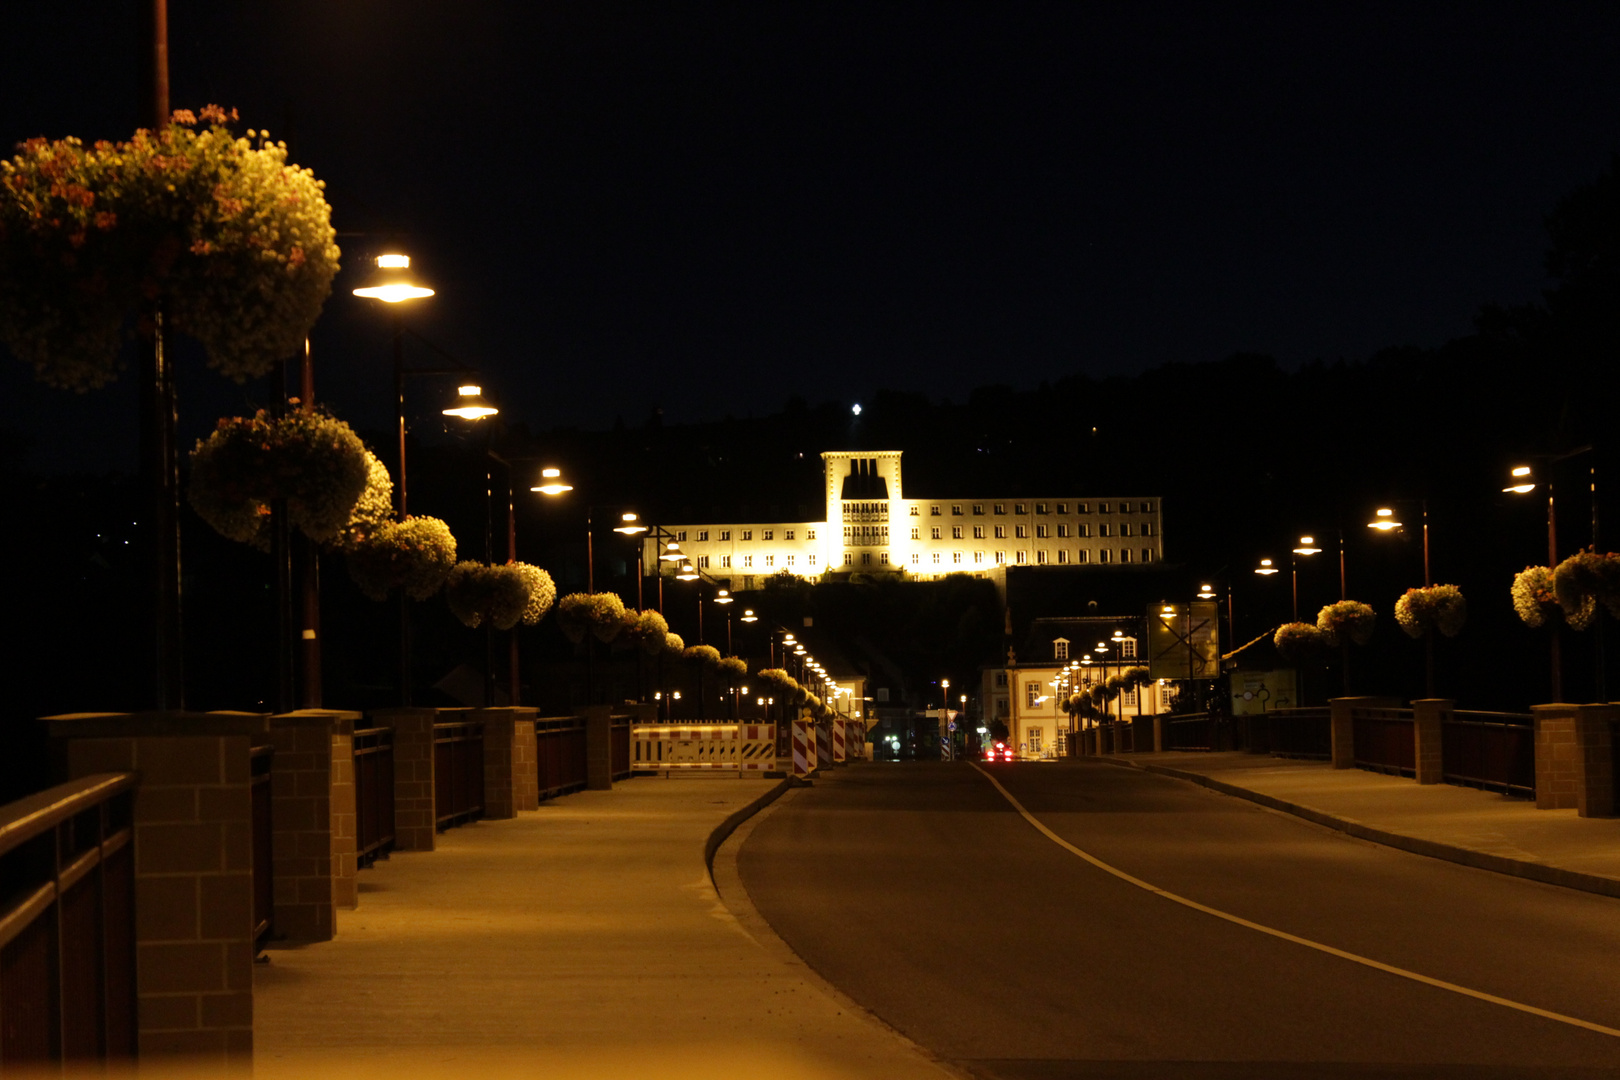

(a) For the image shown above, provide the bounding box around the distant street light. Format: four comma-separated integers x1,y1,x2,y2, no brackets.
1368,501,1430,587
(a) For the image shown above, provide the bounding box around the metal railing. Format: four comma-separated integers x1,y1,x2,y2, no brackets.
611,716,632,781
1162,712,1213,751
1351,707,1415,776
353,727,396,867
1443,710,1535,798
536,716,589,800
1250,707,1332,759
433,719,485,830
250,744,275,948
0,773,137,1066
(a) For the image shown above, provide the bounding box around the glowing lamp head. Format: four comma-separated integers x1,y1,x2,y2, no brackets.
1255,559,1279,576
659,542,683,561
1368,508,1401,531
352,253,435,303
530,467,573,495
714,589,732,604
676,563,698,581
852,404,862,416
614,512,648,535
1293,536,1322,555
740,609,758,623
443,384,498,420
1503,467,1535,494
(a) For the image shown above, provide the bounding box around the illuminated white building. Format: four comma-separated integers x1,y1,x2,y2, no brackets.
646,450,1163,588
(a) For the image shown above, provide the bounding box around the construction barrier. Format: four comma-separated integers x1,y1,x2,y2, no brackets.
631,723,778,773
792,720,813,778
815,721,833,770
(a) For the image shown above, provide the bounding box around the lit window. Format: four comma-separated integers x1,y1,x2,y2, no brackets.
1121,523,1133,537
1120,639,1137,659
1078,524,1090,538
1026,683,1041,707
808,554,816,566
932,553,941,564
697,530,708,541
970,525,982,539
743,555,753,567
974,551,984,563
931,527,941,540
698,555,710,568
721,555,732,568
1100,523,1112,538
785,529,795,540
952,526,963,539
1035,524,1048,538
1054,640,1069,660
911,554,920,565
995,525,1006,539
844,553,853,566
1029,728,1043,752
910,506,920,516
785,554,794,566
1037,550,1048,564
742,530,752,541
911,527,920,540
720,530,730,541
1016,551,1027,564
973,504,984,515
880,552,889,564
843,526,851,539
995,551,1006,564
931,506,941,516
1057,550,1069,564
678,530,687,542
1057,524,1068,538
1016,525,1027,539
953,552,962,564
763,530,773,541
807,529,816,540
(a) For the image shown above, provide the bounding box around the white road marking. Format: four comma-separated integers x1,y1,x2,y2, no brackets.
971,762,1620,1040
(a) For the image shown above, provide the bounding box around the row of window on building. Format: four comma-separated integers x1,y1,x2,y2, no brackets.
672,528,816,543
910,522,1153,541
915,500,1154,517
690,548,1156,570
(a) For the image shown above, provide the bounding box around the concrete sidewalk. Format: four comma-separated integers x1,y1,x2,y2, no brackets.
1104,751,1620,898
251,776,956,1080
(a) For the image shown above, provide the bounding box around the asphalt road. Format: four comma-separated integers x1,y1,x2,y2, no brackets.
735,760,1620,1080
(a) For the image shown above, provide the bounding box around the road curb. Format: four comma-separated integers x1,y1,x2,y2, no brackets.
703,777,792,888
1100,757,1620,901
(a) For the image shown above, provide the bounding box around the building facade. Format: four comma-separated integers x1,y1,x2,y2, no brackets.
645,450,1164,588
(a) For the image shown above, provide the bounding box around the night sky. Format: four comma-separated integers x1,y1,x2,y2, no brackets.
5,1,1620,472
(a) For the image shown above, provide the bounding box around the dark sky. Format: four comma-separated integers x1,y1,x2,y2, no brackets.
5,1,1620,472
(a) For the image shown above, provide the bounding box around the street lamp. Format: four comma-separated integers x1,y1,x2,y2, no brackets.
1504,455,1601,700
1368,503,1430,586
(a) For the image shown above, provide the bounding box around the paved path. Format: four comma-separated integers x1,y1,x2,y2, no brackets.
1110,751,1620,896
253,777,957,1080
739,761,1620,1079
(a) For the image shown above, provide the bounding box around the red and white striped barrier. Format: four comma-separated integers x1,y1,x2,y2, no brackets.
631,723,778,772
792,720,813,778
814,721,833,771
832,719,847,762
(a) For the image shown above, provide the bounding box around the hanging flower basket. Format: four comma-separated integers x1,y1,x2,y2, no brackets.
1394,585,1467,639
1316,600,1377,646
513,564,556,627
0,107,340,391
619,610,669,655
683,644,722,668
717,656,748,684
1124,666,1154,688
662,631,685,655
1513,565,1595,630
444,561,556,631
556,592,628,644
346,516,456,601
1274,622,1333,662
1553,551,1620,622
188,406,369,549
330,450,393,553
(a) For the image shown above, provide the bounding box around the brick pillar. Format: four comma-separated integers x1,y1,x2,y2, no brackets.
1152,716,1164,753
50,712,264,1066
473,706,539,818
584,705,613,790
1532,705,1581,810
1410,698,1452,786
266,710,360,939
373,707,439,851
1574,705,1618,818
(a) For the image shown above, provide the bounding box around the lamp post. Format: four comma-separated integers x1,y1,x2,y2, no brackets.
1369,500,1435,695
441,386,502,705
1506,452,1602,701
